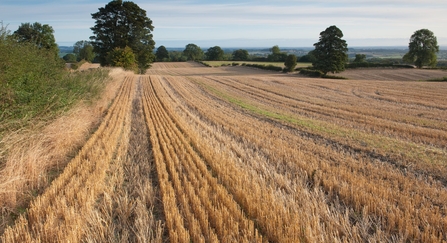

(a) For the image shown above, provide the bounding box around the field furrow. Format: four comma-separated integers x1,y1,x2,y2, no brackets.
2,62,446,242
143,62,447,242
1,75,166,242
190,74,447,185
142,75,263,242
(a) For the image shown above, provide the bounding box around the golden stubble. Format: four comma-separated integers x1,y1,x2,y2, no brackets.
0,68,124,235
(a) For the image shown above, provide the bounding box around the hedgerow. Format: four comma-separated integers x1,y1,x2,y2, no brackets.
299,69,324,77
0,27,109,133
244,63,284,72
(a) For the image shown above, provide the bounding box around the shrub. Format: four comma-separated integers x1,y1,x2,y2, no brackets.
425,77,447,82
71,63,79,70
198,61,212,67
284,54,297,72
346,63,415,69
299,69,324,77
392,64,415,69
245,63,283,72
107,46,138,72
63,53,77,63
323,74,348,79
0,28,109,132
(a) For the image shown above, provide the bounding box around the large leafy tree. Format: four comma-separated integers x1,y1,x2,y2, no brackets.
232,49,249,61
403,29,439,68
90,0,155,73
183,43,203,61
205,46,224,61
73,40,95,62
155,45,169,61
13,22,58,56
312,25,348,75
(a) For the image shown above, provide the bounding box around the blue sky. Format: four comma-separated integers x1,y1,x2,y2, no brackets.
1,0,446,48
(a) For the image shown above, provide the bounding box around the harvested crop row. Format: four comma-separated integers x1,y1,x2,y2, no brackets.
1,75,140,242
150,75,349,242
153,67,447,242
141,75,264,242
160,75,364,242
205,75,447,150
82,77,165,242
195,74,447,184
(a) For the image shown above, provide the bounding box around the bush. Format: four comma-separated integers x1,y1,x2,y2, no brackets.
392,64,415,68
71,63,79,70
345,62,415,69
284,54,297,72
346,62,385,68
63,53,77,63
107,46,138,73
323,74,348,79
245,63,283,72
299,69,324,77
425,77,447,82
198,61,211,67
0,30,109,132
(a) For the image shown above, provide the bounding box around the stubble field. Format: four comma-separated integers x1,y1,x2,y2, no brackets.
2,62,447,242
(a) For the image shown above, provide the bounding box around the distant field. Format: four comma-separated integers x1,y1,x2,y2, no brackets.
340,68,447,81
202,60,312,68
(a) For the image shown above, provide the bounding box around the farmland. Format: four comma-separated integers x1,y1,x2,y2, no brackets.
201,61,312,68
2,62,447,242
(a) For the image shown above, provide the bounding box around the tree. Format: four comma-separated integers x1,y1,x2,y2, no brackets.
107,46,138,72
73,40,95,62
284,54,297,72
312,25,348,75
63,53,77,63
205,46,224,61
183,43,203,61
90,0,155,73
268,45,287,62
353,54,366,63
299,51,316,63
169,51,187,62
403,29,439,68
270,45,280,55
13,22,58,56
155,45,169,61
232,49,249,61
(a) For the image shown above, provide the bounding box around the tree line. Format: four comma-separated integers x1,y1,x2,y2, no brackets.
4,0,441,75
155,25,439,75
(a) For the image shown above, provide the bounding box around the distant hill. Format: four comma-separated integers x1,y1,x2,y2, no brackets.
59,46,73,53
